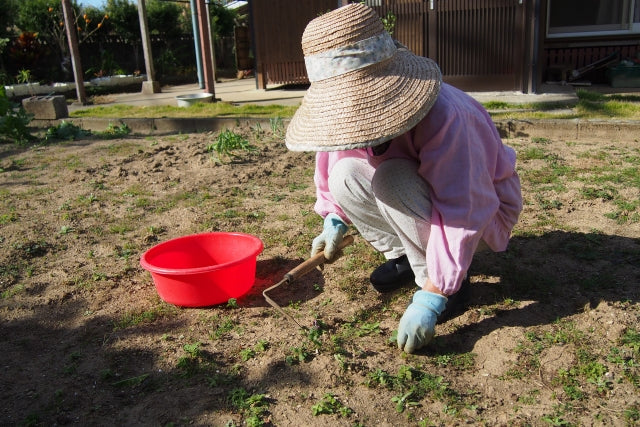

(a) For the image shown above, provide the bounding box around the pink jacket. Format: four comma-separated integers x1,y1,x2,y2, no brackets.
313,83,522,295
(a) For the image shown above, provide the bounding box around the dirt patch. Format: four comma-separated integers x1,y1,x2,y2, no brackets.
1,126,639,426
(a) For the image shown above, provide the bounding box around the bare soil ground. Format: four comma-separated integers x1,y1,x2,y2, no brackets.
1,123,639,426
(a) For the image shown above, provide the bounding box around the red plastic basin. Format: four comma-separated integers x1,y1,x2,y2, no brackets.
140,232,264,307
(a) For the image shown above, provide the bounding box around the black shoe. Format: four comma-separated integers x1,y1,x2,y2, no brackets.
438,276,470,322
370,255,415,293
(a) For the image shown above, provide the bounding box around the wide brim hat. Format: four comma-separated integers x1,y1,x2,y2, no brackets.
285,3,442,152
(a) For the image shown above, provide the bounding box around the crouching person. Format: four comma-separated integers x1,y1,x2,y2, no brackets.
285,3,523,353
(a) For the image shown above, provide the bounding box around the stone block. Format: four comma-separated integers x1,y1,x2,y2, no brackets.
141,80,161,94
22,95,69,120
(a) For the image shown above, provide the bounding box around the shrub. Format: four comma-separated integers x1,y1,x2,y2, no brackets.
0,86,33,144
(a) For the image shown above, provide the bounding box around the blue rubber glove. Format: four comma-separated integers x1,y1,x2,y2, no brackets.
311,213,348,260
397,290,448,353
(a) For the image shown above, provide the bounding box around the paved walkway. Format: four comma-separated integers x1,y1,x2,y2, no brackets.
69,78,584,112
68,78,308,112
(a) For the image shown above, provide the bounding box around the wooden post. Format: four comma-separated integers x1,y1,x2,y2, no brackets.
61,0,87,105
196,0,215,97
137,0,161,94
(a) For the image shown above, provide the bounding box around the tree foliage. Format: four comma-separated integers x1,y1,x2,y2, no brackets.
4,0,237,82
12,0,109,80
147,0,187,39
208,1,237,38
104,0,140,42
0,0,17,39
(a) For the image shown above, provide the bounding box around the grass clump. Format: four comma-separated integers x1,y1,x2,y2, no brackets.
484,89,640,120
575,89,640,118
207,128,256,163
70,102,298,119
113,303,177,330
366,365,465,415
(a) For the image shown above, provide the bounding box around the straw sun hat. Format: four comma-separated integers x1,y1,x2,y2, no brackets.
285,2,442,152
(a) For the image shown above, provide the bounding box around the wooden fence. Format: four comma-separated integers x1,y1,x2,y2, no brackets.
250,0,338,89
250,0,533,91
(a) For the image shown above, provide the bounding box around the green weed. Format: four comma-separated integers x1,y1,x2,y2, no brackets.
100,141,143,156
114,244,135,260
541,410,572,426
1,283,25,299
306,323,325,347
210,315,237,339
176,342,211,378
110,224,134,236
239,348,255,361
113,304,177,330
207,129,256,162
97,122,131,138
517,389,540,405
111,374,149,388
356,321,381,337
391,390,421,413
605,199,640,224
366,365,464,414
184,342,202,357
269,117,284,137
536,194,563,210
255,340,269,352
239,340,270,363
624,405,640,424
58,225,73,235
250,122,265,140
621,328,639,350
62,155,84,170
122,184,151,198
285,346,310,365
580,186,617,201
0,210,18,224
522,154,572,189
432,352,476,370
311,393,353,417
482,100,511,110
229,387,270,427
532,137,552,144
519,146,548,161
45,121,91,142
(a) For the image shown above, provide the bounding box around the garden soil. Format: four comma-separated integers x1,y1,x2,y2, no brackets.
0,124,638,426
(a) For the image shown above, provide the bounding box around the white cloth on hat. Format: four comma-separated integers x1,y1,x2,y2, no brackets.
304,32,397,82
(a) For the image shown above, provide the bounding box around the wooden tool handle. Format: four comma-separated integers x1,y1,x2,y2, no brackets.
284,234,355,282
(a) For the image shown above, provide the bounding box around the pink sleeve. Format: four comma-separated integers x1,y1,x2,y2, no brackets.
313,149,368,222
414,90,521,295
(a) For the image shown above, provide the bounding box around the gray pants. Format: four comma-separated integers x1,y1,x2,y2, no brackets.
328,157,433,288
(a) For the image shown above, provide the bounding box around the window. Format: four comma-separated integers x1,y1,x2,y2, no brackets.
547,0,640,37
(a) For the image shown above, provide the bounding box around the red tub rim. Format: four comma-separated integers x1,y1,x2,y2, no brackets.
139,232,264,276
